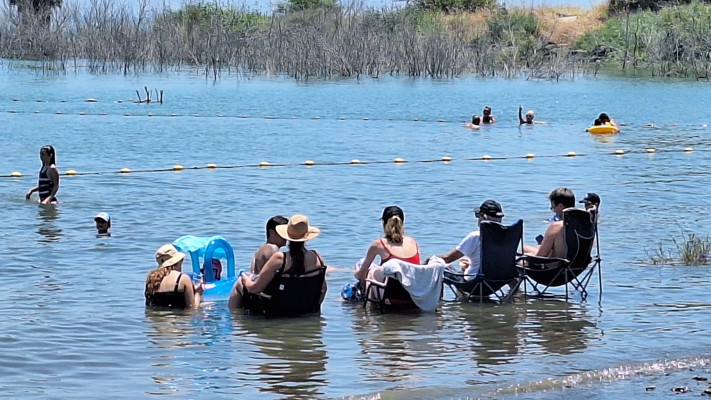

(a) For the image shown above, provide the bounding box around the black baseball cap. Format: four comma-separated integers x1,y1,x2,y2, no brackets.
579,193,601,205
475,200,504,218
381,205,404,223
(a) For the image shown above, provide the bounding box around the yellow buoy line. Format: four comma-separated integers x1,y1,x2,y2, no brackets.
0,147,702,179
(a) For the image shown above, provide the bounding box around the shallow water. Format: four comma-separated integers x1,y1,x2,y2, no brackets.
1,68,711,399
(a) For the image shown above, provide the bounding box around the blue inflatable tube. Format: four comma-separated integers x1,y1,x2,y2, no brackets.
172,235,242,302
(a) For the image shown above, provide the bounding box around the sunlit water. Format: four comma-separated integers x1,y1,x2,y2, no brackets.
1,67,711,399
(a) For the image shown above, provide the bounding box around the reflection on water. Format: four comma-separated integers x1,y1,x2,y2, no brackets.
36,205,62,243
242,316,328,399
519,300,601,356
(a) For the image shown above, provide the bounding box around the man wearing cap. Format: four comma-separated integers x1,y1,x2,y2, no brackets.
524,187,575,258
433,200,505,279
251,215,289,274
579,192,601,211
94,212,111,236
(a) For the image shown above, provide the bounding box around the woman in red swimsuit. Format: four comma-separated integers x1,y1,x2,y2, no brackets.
355,205,421,285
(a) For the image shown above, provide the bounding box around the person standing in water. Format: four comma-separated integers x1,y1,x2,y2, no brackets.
26,145,59,205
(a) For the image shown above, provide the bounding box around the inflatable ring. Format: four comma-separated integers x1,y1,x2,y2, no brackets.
173,235,241,302
587,125,620,134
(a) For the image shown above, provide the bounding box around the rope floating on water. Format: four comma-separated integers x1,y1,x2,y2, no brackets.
0,147,704,179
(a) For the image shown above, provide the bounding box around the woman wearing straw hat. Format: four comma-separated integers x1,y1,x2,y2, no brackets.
228,214,327,310
145,244,203,309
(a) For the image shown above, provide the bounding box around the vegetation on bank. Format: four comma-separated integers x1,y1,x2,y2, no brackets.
646,230,711,266
2,0,711,80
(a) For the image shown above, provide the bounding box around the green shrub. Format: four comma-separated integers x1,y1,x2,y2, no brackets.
646,229,711,266
415,0,495,14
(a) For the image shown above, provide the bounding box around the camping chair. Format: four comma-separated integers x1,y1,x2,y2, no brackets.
364,276,418,313
243,267,327,317
363,260,446,313
521,208,601,300
443,220,525,303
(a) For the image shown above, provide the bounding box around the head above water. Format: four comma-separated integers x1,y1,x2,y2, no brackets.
525,110,535,122
276,214,320,242
579,192,601,209
475,199,504,222
593,118,602,126
94,212,111,234
381,205,405,243
483,106,492,115
155,244,185,269
40,145,56,166
266,215,288,242
598,113,610,123
472,115,481,125
548,187,576,209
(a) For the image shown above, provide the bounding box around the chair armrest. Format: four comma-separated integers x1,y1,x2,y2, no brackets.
519,254,569,269
365,278,387,288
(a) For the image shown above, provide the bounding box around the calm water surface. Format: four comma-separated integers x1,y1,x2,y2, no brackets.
1,68,711,399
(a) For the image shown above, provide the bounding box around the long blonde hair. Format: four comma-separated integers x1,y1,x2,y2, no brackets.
383,216,404,243
145,267,172,305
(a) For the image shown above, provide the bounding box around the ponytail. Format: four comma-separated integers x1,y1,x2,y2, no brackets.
384,216,404,243
289,241,306,275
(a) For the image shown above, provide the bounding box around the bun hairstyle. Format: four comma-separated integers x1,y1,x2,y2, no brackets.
381,205,405,244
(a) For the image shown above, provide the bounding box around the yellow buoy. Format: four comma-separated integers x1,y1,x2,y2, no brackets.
614,149,625,155
206,163,217,169
65,170,77,176
350,159,361,164
304,160,315,166
567,151,576,157
684,147,693,152
482,155,491,160
646,148,656,153
259,161,270,167
394,158,404,163
442,156,452,162
526,153,535,159
119,168,131,174
173,165,184,171
10,171,22,177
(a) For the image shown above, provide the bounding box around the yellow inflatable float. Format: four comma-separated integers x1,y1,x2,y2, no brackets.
587,124,620,134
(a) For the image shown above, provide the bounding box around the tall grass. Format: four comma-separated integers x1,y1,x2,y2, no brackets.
0,0,588,79
645,229,711,266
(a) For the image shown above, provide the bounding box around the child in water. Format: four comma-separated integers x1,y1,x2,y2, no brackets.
26,145,59,205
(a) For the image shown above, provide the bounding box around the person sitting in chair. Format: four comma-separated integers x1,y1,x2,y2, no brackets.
228,214,327,311
355,205,420,287
524,187,576,258
251,215,289,274
432,200,504,280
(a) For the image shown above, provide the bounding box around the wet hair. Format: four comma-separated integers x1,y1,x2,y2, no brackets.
598,113,610,123
472,115,481,125
483,106,492,114
593,118,602,126
381,206,405,244
288,241,306,276
40,145,56,166
266,215,288,240
145,268,172,306
548,187,576,209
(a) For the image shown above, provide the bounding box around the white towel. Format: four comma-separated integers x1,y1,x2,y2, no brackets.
380,256,446,312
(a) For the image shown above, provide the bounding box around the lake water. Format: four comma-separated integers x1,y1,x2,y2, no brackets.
1,67,711,399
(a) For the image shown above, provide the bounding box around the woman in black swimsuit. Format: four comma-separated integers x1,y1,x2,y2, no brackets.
25,145,59,205
228,214,327,310
145,244,203,309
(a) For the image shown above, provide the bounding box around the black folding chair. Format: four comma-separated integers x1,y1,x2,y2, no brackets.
443,220,525,303
521,208,602,300
243,267,327,317
363,276,419,313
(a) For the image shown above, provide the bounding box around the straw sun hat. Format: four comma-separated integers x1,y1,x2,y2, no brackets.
276,214,320,242
155,244,185,269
